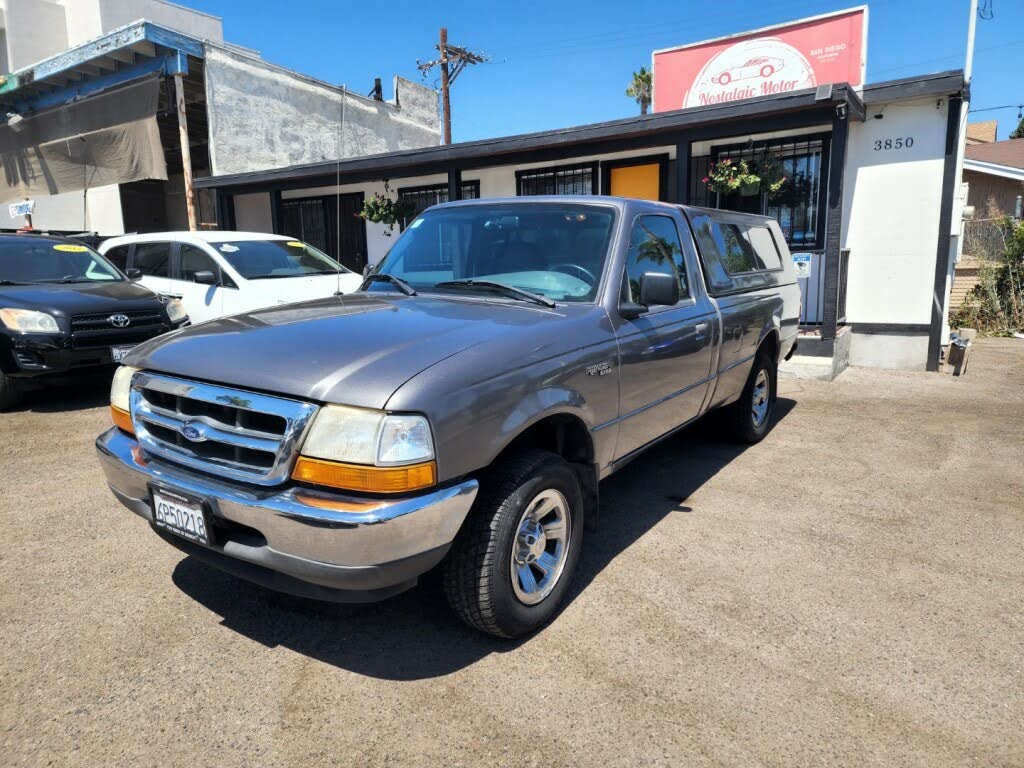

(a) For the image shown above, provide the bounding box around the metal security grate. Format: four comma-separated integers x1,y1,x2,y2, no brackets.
398,181,480,230
517,163,596,196
129,372,319,486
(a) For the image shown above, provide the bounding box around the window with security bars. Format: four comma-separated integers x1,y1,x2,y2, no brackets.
398,181,480,230
516,163,597,197
702,135,827,249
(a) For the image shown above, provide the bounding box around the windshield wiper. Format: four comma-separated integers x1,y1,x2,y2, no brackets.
361,273,417,296
0,279,31,285
435,279,556,308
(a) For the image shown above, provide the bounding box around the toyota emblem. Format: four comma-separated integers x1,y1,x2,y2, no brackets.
109,313,131,328
180,421,207,442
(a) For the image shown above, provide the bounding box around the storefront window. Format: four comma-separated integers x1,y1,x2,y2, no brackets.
517,163,597,196
706,136,826,249
398,181,480,230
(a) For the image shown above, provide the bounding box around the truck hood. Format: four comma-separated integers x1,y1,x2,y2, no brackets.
127,292,587,410
0,280,163,318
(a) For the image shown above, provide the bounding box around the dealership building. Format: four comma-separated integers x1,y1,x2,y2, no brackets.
4,6,969,373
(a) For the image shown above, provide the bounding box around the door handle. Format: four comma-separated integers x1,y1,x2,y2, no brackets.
695,322,709,338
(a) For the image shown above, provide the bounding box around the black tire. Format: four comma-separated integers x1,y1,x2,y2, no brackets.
0,372,22,412
442,449,584,638
729,350,776,444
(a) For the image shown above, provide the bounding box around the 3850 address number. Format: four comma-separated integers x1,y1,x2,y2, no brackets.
873,137,914,151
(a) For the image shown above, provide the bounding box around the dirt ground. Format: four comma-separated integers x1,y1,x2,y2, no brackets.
1,338,1022,767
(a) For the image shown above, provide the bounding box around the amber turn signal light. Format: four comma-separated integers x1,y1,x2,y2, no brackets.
110,405,134,435
292,456,436,494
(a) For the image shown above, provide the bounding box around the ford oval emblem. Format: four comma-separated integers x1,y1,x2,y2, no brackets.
109,313,131,328
180,421,206,442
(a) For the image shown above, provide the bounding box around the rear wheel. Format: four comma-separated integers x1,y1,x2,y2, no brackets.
442,449,584,638
729,350,776,443
0,372,23,412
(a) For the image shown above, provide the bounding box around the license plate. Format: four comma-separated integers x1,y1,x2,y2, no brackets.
150,486,210,546
111,345,135,363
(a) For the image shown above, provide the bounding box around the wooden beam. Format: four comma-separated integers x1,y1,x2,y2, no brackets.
174,73,198,231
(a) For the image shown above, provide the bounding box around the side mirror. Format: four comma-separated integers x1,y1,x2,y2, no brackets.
619,272,679,320
125,268,142,280
639,272,679,307
193,270,217,285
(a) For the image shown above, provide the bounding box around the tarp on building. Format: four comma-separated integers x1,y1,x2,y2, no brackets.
0,76,167,204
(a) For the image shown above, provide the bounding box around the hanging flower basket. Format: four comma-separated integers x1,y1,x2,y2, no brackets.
703,158,761,196
358,180,414,236
752,151,788,200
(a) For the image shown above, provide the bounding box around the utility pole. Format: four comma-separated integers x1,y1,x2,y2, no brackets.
417,28,486,144
174,71,197,231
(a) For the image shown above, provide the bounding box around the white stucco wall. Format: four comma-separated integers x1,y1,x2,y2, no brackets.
233,192,274,234
97,0,222,41
3,0,68,70
842,97,949,326
1,183,124,234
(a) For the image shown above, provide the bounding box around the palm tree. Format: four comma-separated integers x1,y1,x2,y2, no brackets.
625,67,653,116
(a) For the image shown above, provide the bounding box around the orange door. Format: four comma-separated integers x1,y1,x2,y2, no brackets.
609,163,661,200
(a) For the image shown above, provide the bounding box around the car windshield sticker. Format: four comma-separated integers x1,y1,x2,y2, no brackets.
287,241,303,247
219,244,240,253
53,244,88,252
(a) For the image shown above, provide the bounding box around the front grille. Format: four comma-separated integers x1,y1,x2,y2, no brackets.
129,372,319,486
70,310,167,349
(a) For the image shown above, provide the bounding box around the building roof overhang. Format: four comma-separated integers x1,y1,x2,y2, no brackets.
0,21,204,115
964,158,1024,183
196,69,964,194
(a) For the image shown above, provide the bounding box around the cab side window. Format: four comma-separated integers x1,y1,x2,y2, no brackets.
132,242,170,278
104,245,129,270
623,215,689,305
178,245,219,282
746,225,783,270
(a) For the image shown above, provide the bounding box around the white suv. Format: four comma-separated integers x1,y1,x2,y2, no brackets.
99,232,364,323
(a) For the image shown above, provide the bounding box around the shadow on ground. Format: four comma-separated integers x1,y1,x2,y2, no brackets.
172,399,796,680
10,370,113,413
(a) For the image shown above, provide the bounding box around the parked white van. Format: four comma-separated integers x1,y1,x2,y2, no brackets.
98,232,364,323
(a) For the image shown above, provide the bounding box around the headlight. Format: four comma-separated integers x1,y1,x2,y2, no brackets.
0,308,59,333
164,298,188,324
301,405,434,466
110,365,139,413
295,405,436,493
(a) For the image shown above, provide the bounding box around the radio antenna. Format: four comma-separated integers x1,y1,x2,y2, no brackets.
335,85,347,299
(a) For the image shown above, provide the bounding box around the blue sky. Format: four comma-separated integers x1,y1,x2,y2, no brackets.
189,0,1023,142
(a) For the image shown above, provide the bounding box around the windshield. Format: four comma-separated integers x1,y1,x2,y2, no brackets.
0,238,122,284
368,203,616,303
212,239,350,280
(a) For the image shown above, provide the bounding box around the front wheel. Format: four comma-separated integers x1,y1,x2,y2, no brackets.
442,449,584,638
729,351,776,444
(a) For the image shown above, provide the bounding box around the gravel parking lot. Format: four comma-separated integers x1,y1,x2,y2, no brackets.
2,338,1022,767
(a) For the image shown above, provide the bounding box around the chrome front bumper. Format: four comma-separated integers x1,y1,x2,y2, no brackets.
96,428,479,601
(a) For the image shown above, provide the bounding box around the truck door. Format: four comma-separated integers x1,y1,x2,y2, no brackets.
612,213,717,460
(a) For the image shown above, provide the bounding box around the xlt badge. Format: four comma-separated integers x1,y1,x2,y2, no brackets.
586,361,614,376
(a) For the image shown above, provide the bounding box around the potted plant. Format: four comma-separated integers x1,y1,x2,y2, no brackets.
703,157,761,197
358,180,414,236
753,151,788,199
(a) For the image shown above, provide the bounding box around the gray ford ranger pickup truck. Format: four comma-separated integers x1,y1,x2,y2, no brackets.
97,197,799,638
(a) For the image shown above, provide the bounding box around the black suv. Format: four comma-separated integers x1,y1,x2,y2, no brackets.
1,234,189,409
